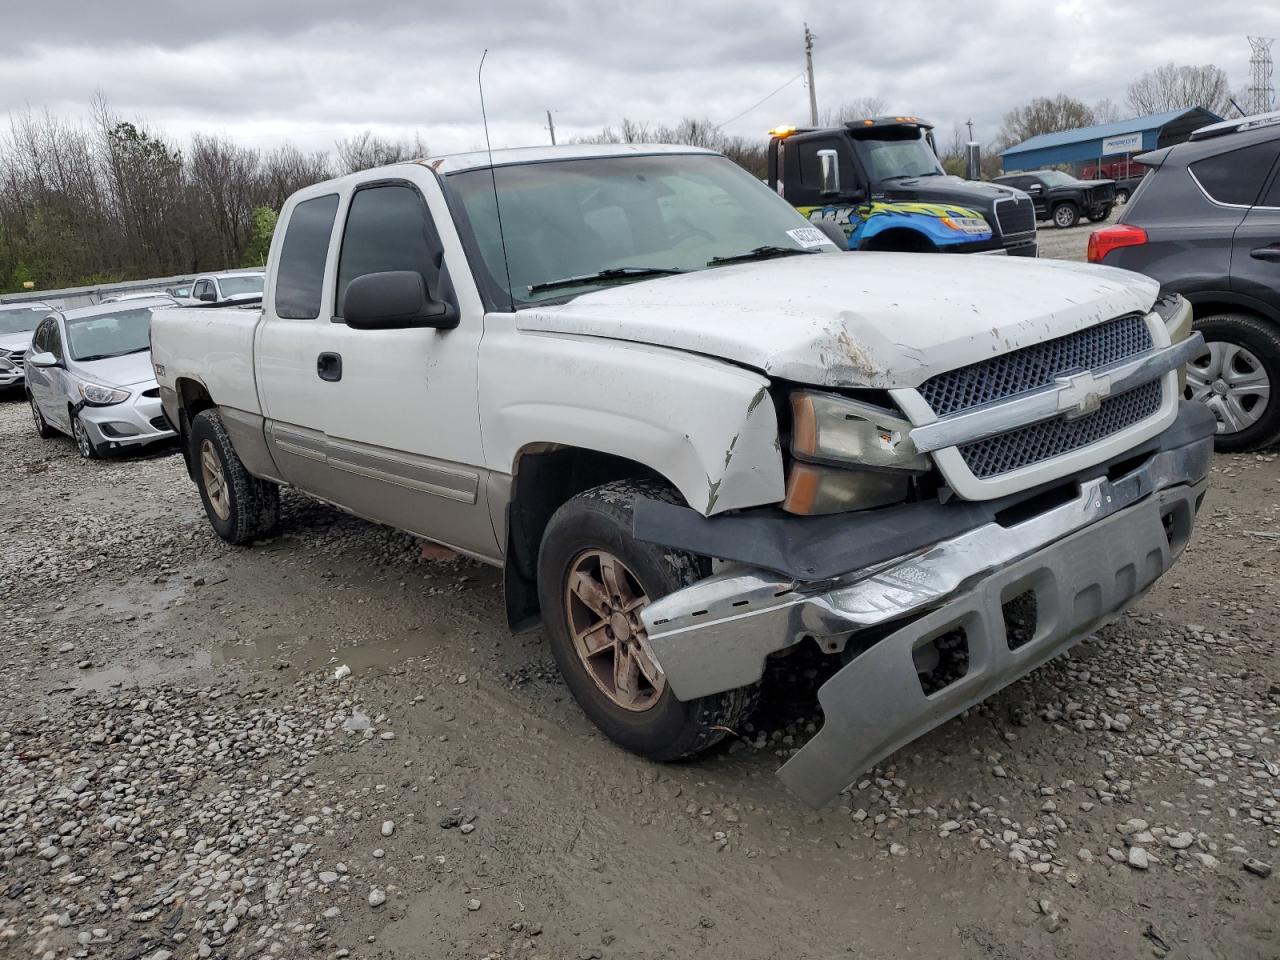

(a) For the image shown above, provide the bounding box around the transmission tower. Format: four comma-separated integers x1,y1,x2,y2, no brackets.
1249,36,1275,115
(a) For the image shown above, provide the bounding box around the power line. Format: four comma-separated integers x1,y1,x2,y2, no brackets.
715,71,806,130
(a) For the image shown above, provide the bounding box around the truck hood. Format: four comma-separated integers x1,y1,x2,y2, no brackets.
879,174,1025,211
75,350,156,388
517,253,1160,389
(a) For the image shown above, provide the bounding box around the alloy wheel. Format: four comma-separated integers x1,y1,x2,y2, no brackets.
1185,340,1271,435
563,549,664,712
72,417,93,458
199,438,232,521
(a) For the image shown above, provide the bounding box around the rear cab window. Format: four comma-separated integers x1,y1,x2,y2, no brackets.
274,194,340,319
1190,141,1280,206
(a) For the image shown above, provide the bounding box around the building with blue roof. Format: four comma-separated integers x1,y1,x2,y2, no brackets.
1000,107,1222,174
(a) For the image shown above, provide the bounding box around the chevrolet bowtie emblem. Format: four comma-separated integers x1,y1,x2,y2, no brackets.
1055,370,1110,419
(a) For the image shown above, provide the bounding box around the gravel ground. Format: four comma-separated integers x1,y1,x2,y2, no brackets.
1,387,1277,960
1036,204,1122,262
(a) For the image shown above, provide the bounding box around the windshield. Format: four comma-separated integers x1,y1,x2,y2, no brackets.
1037,170,1078,187
446,153,836,305
218,275,264,296
852,130,944,181
66,307,154,361
0,306,49,335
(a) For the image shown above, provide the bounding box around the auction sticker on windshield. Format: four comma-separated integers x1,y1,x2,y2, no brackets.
787,227,833,248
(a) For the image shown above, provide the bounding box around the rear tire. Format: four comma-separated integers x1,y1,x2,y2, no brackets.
537,479,759,761
1116,188,1130,204
29,393,54,439
190,408,279,544
1185,312,1280,452
1052,203,1079,229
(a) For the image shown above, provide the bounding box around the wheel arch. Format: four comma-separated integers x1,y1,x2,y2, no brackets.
1186,292,1280,326
501,443,678,632
174,376,216,480
860,227,938,253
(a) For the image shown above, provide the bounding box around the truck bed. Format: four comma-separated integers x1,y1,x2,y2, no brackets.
150,303,264,420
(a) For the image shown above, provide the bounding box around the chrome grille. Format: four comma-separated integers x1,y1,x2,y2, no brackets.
918,314,1153,417
958,381,1162,479
994,196,1036,239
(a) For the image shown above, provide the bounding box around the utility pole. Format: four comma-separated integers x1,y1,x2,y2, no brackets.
804,23,818,126
546,110,557,146
965,118,975,141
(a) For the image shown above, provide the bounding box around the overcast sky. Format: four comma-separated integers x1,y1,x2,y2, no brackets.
2,0,1277,158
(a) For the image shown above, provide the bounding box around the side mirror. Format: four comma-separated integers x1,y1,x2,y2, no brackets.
817,149,841,196
1026,183,1043,195
28,351,59,368
342,271,458,330
198,289,217,302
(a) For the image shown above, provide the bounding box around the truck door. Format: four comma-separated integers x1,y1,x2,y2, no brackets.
788,136,865,245
258,173,497,560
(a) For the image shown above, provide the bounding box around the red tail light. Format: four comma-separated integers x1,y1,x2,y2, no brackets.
1088,224,1147,263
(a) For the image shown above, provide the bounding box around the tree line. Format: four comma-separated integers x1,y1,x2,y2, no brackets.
0,62,1241,294
0,98,427,294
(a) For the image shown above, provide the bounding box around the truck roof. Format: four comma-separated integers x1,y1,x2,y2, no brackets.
421,142,718,174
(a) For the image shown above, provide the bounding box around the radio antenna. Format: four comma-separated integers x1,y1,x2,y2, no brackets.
478,49,516,312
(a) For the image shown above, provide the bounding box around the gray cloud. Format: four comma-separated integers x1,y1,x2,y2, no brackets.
2,0,1276,156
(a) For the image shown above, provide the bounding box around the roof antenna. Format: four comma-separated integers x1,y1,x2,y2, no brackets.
478,49,516,312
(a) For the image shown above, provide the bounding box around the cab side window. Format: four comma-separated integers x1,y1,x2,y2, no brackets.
796,138,857,198
334,183,445,318
31,318,50,353
46,320,63,360
275,194,341,320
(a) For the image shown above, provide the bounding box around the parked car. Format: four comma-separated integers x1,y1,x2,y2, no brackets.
1081,159,1149,204
151,144,1211,806
769,118,1039,256
0,301,53,389
25,298,178,458
1088,111,1280,451
102,290,172,303
185,271,265,305
992,170,1116,228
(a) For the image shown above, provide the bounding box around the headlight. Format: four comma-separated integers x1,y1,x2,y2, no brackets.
784,391,929,515
1153,293,1194,390
79,382,130,406
940,215,991,236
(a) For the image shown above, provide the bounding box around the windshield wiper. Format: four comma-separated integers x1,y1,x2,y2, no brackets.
527,267,683,295
707,246,816,267
75,348,148,361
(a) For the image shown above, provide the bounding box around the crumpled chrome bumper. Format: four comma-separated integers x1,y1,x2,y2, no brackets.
640,428,1212,807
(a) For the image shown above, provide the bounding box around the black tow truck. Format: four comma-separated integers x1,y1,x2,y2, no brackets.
767,117,1038,256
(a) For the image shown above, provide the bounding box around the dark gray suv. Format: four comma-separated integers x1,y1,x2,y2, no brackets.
1089,111,1280,451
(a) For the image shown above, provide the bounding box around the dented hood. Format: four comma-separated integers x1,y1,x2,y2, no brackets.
517,253,1160,389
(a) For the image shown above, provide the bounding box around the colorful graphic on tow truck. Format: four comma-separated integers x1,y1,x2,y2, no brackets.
796,200,994,250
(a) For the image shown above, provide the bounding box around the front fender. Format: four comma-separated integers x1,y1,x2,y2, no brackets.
480,330,785,515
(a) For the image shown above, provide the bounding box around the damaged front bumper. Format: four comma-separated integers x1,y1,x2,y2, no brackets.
637,401,1214,807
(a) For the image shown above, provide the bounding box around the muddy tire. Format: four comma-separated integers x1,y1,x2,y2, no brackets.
1052,202,1079,229
29,393,54,439
1185,313,1280,452
537,479,759,761
190,408,279,544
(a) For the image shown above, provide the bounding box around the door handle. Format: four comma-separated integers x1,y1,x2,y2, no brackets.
1251,245,1280,263
317,352,342,382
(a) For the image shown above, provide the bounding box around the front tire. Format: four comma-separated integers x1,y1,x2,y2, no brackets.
1086,205,1112,223
537,479,758,761
30,393,54,439
1052,203,1079,229
190,408,279,544
72,413,103,459
1185,313,1280,452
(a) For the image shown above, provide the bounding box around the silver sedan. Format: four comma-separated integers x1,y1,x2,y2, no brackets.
25,299,178,458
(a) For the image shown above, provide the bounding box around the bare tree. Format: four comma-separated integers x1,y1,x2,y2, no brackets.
997,94,1096,148
334,130,429,174
1125,63,1234,117
1092,98,1124,124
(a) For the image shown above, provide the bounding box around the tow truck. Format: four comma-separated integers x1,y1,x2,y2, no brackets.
768,117,1039,256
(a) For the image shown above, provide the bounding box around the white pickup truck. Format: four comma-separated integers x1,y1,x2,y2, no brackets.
150,143,1213,806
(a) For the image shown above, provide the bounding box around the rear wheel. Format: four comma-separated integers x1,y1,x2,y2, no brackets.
1052,203,1079,229
537,479,758,761
1116,188,1131,204
190,408,279,543
1185,313,1280,451
29,393,54,439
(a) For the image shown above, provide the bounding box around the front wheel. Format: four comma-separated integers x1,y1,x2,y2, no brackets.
537,479,758,761
1086,205,1112,223
72,413,103,459
1185,313,1280,452
1052,203,1079,229
190,408,279,544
